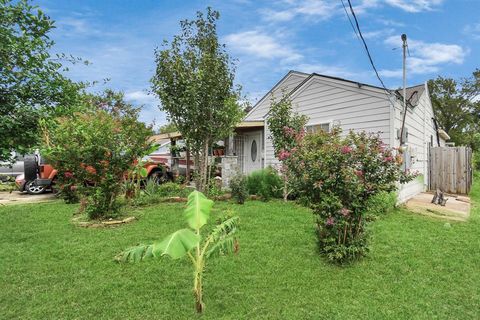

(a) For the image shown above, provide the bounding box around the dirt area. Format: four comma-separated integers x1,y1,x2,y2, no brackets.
405,192,471,222
0,191,56,206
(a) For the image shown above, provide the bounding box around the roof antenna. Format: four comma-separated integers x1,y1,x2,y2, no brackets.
399,34,408,147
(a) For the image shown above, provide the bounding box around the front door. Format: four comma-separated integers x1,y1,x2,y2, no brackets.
243,131,262,174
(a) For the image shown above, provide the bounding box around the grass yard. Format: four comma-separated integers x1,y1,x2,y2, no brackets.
1,179,479,319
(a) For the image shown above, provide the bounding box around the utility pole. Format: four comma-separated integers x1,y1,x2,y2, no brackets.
399,33,408,146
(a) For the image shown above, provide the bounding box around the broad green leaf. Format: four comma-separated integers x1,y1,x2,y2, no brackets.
152,229,200,259
206,236,237,258
184,191,214,230
115,229,199,262
208,216,240,243
205,216,240,258
139,167,148,178
115,244,154,263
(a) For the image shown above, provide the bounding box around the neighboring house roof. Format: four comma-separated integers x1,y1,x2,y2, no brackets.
150,133,182,141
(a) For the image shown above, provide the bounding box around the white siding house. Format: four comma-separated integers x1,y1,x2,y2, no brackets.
238,70,449,202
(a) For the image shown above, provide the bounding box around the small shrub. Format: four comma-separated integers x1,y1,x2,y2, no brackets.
86,188,122,219
364,191,397,219
229,173,248,204
288,129,416,264
246,167,282,200
0,177,15,192
474,152,480,172
56,183,79,204
157,182,192,198
143,178,160,196
208,182,224,198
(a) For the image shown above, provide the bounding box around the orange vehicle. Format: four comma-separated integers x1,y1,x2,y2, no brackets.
15,155,171,195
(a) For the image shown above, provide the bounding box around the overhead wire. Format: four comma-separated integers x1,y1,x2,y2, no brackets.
340,0,361,42
345,0,390,93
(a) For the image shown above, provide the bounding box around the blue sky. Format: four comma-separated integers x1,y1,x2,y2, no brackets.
39,0,480,128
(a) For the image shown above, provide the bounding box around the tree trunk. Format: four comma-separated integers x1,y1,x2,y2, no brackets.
194,151,201,190
186,146,191,183
194,270,204,313
193,254,204,313
196,139,210,194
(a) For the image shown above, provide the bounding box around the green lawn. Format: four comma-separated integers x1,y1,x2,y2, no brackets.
1,179,479,319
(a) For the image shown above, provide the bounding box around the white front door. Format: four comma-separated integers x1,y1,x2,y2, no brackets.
244,131,262,174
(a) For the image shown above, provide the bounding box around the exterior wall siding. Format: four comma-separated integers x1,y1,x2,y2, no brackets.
245,72,308,121
394,84,442,203
265,77,392,169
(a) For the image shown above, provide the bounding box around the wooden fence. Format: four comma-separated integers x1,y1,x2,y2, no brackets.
428,146,473,194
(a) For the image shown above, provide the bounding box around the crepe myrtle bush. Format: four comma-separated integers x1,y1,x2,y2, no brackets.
288,128,416,264
42,104,153,219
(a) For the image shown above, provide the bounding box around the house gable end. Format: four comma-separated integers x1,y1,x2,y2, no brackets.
244,71,309,121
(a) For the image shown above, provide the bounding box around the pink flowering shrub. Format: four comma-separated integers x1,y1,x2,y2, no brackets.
266,95,307,200
288,128,416,264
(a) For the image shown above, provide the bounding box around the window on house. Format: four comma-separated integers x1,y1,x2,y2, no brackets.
306,122,331,134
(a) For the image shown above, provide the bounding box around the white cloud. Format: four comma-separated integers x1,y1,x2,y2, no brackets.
361,28,395,39
125,90,159,106
464,23,480,40
224,30,302,62
383,0,444,13
259,0,443,26
380,36,467,77
124,91,165,129
261,0,340,22
292,63,363,80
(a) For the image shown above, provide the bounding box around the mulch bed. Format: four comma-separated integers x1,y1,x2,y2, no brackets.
73,216,137,228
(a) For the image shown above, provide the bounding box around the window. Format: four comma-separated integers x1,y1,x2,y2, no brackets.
306,122,331,134
251,140,257,162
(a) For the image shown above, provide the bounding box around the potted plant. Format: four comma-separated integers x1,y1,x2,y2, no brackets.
179,146,187,158
212,142,225,157
169,144,181,157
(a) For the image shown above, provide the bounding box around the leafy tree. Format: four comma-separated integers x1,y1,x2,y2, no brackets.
0,0,84,162
42,91,153,219
116,191,240,313
428,69,480,148
151,8,244,193
266,95,307,200
157,122,178,134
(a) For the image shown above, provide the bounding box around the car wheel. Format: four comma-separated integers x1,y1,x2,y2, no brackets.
148,170,169,184
25,181,46,195
24,156,39,181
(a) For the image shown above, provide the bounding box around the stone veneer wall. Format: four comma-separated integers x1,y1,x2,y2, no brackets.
220,156,239,188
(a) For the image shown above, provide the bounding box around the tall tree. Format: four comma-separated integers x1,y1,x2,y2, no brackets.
151,8,243,192
157,122,177,134
0,0,83,162
428,69,480,148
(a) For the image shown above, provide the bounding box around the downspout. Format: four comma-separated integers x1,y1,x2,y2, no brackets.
432,118,441,147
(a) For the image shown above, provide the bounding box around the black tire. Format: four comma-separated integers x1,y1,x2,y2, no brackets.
25,180,46,195
148,169,169,185
24,156,38,181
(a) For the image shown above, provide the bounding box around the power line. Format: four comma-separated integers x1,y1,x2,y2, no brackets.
340,0,360,42
345,0,389,92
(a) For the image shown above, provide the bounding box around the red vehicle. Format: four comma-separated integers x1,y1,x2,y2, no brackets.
15,155,172,195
